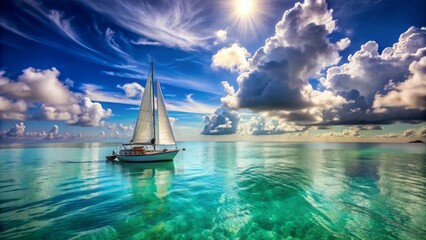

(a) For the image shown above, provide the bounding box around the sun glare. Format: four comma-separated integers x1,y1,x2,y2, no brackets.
225,0,267,37
237,0,254,16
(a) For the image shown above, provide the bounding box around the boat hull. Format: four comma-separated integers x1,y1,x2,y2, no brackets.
116,150,179,163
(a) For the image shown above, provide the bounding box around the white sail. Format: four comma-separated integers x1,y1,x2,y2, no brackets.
156,80,176,145
131,66,154,144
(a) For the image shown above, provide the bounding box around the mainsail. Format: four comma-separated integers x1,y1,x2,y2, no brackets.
131,62,176,146
157,80,176,145
131,65,154,144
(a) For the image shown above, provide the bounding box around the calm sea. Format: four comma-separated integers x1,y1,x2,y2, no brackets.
0,142,425,239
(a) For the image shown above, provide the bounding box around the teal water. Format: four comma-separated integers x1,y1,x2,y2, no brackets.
0,142,425,239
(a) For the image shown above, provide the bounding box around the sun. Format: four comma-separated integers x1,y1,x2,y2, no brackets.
237,0,254,16
224,0,266,37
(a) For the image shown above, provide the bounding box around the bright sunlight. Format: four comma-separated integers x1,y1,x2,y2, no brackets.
229,0,267,36
237,0,254,16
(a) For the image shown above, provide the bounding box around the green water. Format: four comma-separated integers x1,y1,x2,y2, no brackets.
0,142,425,239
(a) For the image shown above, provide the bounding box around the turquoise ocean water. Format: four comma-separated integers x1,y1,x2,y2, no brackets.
0,142,425,239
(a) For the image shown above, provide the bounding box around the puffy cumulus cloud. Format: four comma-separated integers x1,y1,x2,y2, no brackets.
117,82,144,98
323,27,426,100
45,124,60,140
374,133,399,138
0,67,74,105
210,0,425,130
5,122,26,137
221,0,346,117
355,125,384,131
238,114,307,135
211,43,250,73
0,97,27,120
316,127,361,138
375,126,426,138
214,29,227,45
118,123,134,131
0,67,112,126
1,123,60,141
402,126,426,138
0,122,135,142
169,117,177,126
107,123,116,130
336,38,351,51
373,57,426,109
39,97,112,127
317,27,426,125
201,106,241,135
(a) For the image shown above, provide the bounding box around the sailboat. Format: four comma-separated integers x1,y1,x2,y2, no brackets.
113,61,179,162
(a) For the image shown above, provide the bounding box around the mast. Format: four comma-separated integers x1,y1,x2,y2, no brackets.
151,61,156,150
156,73,159,146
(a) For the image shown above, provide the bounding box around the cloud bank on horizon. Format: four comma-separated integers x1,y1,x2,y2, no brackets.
0,0,425,141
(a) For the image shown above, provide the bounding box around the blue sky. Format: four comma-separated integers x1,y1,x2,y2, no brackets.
0,0,425,143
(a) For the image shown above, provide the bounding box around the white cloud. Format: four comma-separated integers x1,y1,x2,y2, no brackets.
5,122,26,137
46,124,59,139
375,126,426,138
0,67,112,126
48,10,97,53
214,29,228,45
107,123,116,130
116,82,144,98
82,83,216,114
336,37,351,50
316,127,361,138
202,106,241,135
211,43,250,73
169,117,177,126
118,123,133,131
0,97,27,120
131,38,161,46
81,0,213,50
39,97,112,127
217,0,347,124
105,28,129,58
211,1,425,128
0,122,102,141
103,69,221,95
313,26,426,125
168,94,217,114
323,27,426,100
81,83,140,105
238,114,307,135
0,67,74,105
373,57,426,109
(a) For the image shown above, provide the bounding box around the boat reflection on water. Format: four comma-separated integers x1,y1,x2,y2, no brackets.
113,161,175,199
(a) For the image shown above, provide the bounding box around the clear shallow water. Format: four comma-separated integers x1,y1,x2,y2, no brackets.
0,142,425,239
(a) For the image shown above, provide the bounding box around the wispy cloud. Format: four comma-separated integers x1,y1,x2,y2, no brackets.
105,28,130,58
0,1,113,67
131,38,161,46
81,83,217,114
48,9,98,53
102,70,221,95
80,0,214,50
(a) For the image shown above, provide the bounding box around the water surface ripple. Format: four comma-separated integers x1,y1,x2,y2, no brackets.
0,142,425,239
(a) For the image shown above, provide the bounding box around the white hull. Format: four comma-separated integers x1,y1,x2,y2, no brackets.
116,150,179,162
